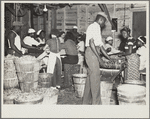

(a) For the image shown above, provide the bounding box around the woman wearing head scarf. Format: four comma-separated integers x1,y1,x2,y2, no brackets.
120,27,140,81
136,36,146,71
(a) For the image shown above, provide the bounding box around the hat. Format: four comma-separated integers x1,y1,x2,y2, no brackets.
106,36,113,41
97,12,108,21
137,36,146,44
73,26,78,29
12,21,23,26
51,29,60,37
28,28,35,33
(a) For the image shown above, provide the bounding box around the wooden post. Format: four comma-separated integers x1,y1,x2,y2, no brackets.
43,11,47,32
85,5,88,30
77,6,80,32
51,8,57,29
63,7,66,31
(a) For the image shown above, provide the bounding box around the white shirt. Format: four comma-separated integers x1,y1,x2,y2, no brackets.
85,22,104,47
136,46,146,70
8,30,21,51
77,41,85,52
23,36,40,46
104,43,120,55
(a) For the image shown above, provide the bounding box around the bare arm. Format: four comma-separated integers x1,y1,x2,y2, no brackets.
21,39,38,49
89,38,106,66
8,32,22,55
100,45,110,60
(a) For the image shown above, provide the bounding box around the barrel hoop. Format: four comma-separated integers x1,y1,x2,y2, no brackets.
16,70,40,73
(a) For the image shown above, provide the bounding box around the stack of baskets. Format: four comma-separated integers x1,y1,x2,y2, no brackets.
14,56,40,92
4,57,18,90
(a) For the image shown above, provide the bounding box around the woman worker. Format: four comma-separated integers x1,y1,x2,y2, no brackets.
120,27,140,81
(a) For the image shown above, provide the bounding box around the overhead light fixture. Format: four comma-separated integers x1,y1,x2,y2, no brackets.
43,4,48,12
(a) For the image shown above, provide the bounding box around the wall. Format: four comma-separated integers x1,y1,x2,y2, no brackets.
33,3,146,47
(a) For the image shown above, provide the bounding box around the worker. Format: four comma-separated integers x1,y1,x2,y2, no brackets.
7,21,36,57
71,26,79,45
58,31,66,56
36,29,46,45
120,27,140,81
77,33,86,69
104,36,121,55
83,12,110,105
136,36,146,71
61,31,78,65
118,27,129,52
37,29,62,89
23,28,40,47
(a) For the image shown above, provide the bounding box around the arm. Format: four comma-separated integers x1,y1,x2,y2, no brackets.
21,39,38,49
124,45,133,56
89,38,105,65
100,45,110,60
8,32,22,55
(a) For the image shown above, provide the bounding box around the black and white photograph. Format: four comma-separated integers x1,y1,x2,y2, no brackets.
1,1,149,118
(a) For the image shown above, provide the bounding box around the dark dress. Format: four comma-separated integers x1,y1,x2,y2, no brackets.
125,37,140,80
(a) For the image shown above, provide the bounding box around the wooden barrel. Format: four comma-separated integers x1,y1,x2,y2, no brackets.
100,81,113,105
19,81,38,92
4,58,18,89
14,59,40,83
14,97,43,105
38,73,52,88
72,74,87,98
117,84,146,105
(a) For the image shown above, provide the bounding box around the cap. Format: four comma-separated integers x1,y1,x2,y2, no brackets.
51,29,60,37
12,21,24,26
73,26,78,29
97,12,108,21
28,28,36,33
106,36,113,41
37,30,43,35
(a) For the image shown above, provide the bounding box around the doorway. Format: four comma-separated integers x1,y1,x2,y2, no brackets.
132,11,146,39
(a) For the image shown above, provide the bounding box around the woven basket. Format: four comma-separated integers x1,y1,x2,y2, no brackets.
17,71,39,82
117,84,146,105
72,74,87,98
19,81,38,92
14,60,40,72
4,77,18,89
38,73,52,82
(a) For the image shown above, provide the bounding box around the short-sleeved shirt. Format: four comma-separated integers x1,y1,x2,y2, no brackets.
124,37,137,53
85,22,104,47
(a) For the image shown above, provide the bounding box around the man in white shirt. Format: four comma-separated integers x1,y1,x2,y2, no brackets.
83,12,110,105
104,36,121,55
23,28,40,47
